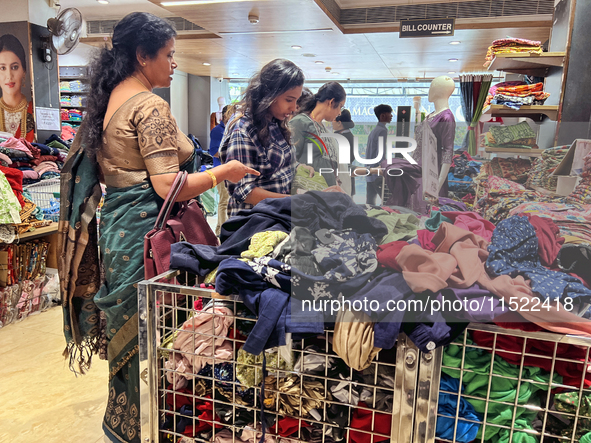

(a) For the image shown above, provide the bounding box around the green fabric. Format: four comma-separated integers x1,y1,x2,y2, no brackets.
199,187,216,215
552,391,591,439
241,231,289,260
366,208,419,244
47,139,69,150
489,122,536,146
442,338,562,442
236,348,293,387
291,164,329,193
425,210,452,232
582,431,591,443
495,419,538,443
0,171,21,224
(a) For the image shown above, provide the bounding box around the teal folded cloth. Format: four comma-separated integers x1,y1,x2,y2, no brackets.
425,210,452,232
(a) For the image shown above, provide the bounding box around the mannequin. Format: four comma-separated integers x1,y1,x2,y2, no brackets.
408,75,456,214
210,96,226,130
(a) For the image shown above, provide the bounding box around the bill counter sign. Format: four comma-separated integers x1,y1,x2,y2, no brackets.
399,18,455,38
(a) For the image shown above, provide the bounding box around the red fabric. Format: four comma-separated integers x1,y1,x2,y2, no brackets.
376,241,409,272
525,214,564,268
182,398,222,436
30,155,58,166
0,165,24,208
271,417,311,437
417,230,437,251
493,311,545,332
349,402,392,443
442,211,496,242
165,385,195,410
472,330,591,388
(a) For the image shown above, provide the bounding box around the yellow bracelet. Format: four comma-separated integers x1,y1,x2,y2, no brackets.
205,169,217,188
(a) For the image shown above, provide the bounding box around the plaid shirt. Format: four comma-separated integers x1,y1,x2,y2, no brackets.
220,116,294,217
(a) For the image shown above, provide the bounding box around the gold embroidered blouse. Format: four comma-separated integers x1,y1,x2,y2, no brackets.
98,92,194,188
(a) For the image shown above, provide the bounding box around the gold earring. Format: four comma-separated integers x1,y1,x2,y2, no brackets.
143,62,146,66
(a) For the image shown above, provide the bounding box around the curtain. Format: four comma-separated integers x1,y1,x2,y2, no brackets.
460,74,493,156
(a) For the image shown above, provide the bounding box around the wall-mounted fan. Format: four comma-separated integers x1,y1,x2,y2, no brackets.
46,8,83,56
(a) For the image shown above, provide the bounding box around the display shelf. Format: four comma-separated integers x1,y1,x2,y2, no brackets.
59,91,88,94
487,52,565,76
485,147,544,156
61,119,83,123
3,223,59,243
60,105,86,109
482,105,559,122
59,76,88,80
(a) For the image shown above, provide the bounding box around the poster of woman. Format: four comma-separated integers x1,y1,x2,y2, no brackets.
0,24,35,142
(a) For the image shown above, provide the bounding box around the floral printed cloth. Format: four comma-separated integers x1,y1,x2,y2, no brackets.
484,38,542,67
0,171,21,224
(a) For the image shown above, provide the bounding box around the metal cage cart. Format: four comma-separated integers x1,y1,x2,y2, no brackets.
138,270,440,443
23,178,61,222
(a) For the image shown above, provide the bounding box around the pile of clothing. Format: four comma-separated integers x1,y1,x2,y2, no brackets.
480,157,532,184
59,79,87,93
489,82,550,110
484,121,538,150
448,152,481,196
525,145,571,191
483,38,543,68
60,94,86,107
60,108,84,123
567,150,591,204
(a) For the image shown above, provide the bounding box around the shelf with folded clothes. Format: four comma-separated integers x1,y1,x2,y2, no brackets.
59,76,88,80
487,52,566,76
484,147,545,156
482,105,559,122
61,119,83,123
58,91,88,95
60,105,86,109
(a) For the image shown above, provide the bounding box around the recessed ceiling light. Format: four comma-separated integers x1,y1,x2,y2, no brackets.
448,71,456,74
315,61,324,64
291,45,302,49
449,41,461,45
97,0,109,3
202,62,211,66
448,58,459,62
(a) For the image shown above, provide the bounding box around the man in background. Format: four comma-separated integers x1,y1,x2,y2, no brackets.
209,104,229,236
365,104,392,205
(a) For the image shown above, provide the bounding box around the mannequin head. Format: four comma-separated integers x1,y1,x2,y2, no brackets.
428,75,454,113
217,96,226,110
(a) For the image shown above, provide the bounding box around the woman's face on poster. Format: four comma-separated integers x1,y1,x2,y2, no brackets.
0,50,25,97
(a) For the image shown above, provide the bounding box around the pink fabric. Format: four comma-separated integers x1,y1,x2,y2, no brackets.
417,229,436,251
21,170,39,179
0,137,33,157
165,306,234,389
397,244,458,292
441,211,496,242
0,153,12,165
33,161,60,175
431,222,591,336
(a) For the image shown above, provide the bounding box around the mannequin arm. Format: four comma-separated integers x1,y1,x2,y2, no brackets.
438,163,451,193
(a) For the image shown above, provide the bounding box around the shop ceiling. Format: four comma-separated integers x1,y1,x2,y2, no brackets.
60,0,553,80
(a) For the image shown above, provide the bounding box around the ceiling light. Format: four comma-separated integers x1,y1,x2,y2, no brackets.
97,0,109,3
232,73,239,76
332,72,340,75
202,62,211,66
161,0,250,6
448,71,456,74
315,61,324,64
291,45,302,49
448,58,458,62
449,41,461,45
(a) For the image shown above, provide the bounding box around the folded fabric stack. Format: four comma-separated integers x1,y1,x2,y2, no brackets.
490,82,550,110
60,95,71,107
484,121,538,150
484,81,525,107
568,151,591,204
525,145,571,191
61,124,77,142
68,80,87,92
59,81,71,92
480,157,532,184
61,109,84,122
69,95,86,107
483,37,543,68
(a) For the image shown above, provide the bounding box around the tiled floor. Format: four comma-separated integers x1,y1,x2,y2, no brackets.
0,306,108,443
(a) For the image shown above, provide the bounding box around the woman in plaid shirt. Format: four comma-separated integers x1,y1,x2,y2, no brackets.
220,58,314,218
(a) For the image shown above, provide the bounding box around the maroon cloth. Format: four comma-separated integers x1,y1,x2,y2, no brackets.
472,330,591,388
22,139,40,159
349,402,392,443
417,230,437,251
0,165,24,208
376,241,409,272
182,398,222,436
30,155,59,166
526,214,564,267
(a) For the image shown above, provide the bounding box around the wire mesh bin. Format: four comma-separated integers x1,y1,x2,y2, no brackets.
138,271,431,443
23,178,61,222
421,323,591,443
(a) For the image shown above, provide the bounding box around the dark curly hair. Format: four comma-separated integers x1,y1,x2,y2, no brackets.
84,12,176,158
230,58,304,146
297,81,346,115
0,34,27,72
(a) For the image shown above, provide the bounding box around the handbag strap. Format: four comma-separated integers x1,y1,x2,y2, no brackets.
153,171,188,231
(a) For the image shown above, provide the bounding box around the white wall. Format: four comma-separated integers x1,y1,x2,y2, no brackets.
58,42,97,66
188,74,211,150
170,70,189,134
28,0,56,27
0,0,28,23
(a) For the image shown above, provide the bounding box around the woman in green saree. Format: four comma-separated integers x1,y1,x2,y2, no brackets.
58,12,258,443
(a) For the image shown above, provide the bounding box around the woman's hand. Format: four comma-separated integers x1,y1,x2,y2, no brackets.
217,160,260,183
297,163,315,177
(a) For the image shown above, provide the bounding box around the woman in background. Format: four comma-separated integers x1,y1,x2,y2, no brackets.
220,58,313,217
0,34,35,141
289,81,346,189
333,108,355,196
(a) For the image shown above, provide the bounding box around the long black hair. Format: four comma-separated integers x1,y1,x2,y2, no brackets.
0,34,27,71
84,12,176,158
232,58,304,146
297,81,346,115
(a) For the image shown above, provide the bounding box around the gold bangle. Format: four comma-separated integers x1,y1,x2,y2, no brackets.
205,169,217,188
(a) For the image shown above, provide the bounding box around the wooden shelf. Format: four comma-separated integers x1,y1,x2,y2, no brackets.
60,76,88,80
485,147,544,156
487,52,565,76
482,105,559,122
59,91,88,94
11,223,58,243
62,119,83,123
60,105,85,109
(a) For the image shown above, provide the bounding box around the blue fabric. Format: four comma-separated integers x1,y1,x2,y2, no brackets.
436,374,482,443
209,121,225,167
486,216,591,311
365,122,388,182
447,172,473,192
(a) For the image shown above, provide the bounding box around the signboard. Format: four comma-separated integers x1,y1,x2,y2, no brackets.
400,18,455,38
35,107,61,131
420,123,439,203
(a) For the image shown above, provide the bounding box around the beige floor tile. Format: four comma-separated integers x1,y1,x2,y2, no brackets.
0,307,109,443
